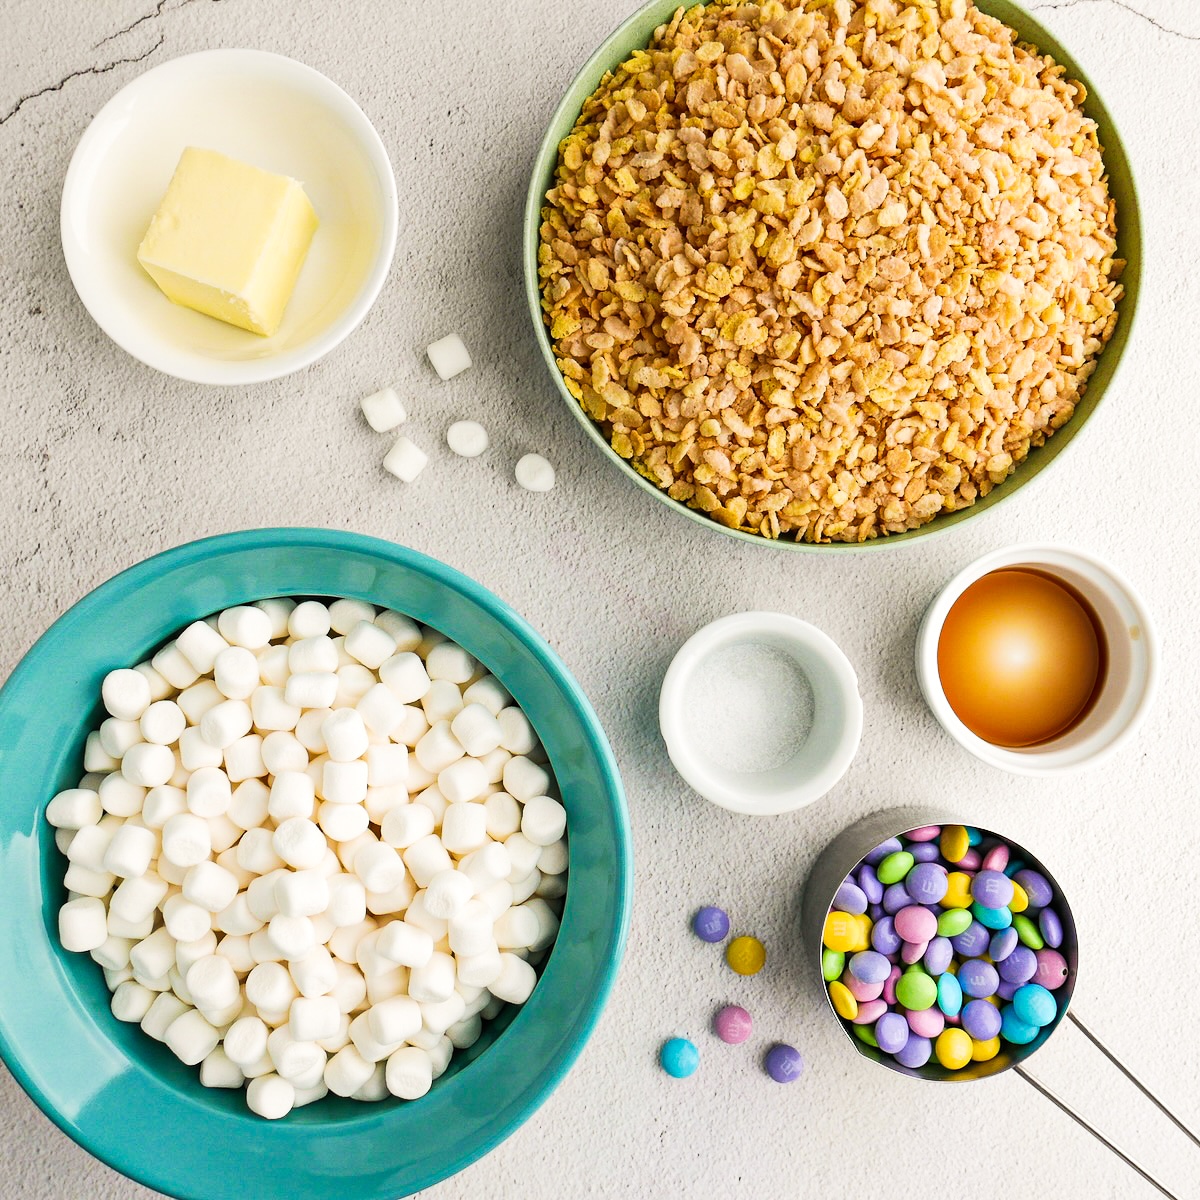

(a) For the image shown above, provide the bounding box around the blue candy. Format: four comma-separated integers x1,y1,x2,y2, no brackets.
937,972,963,1018
971,900,1013,931
660,1038,700,1078
1012,983,1057,1028
1000,1005,1040,1045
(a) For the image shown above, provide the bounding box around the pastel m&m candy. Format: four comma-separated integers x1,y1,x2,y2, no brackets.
764,1043,803,1083
934,1028,972,1069
713,1005,753,1044
727,935,767,975
692,906,729,943
660,1038,699,1078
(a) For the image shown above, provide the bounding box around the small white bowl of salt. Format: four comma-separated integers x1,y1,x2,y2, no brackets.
658,612,862,815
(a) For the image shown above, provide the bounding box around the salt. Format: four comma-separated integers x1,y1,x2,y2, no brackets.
685,642,814,774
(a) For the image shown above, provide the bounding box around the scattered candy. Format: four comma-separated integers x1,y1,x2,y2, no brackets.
360,387,406,433
660,1037,699,1078
446,420,489,458
692,906,729,943
714,1005,752,1044
823,825,1071,1072
383,435,428,483
726,935,766,976
763,1042,803,1083
426,333,472,381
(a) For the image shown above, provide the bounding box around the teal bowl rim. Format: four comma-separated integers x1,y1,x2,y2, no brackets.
522,0,1142,551
0,527,633,1200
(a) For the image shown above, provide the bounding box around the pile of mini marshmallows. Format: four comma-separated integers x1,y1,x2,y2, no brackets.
48,597,567,1119
360,334,556,493
822,824,1070,1072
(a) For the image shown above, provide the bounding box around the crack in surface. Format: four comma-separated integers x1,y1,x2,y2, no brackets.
93,0,173,48
1029,0,1200,41
0,35,165,126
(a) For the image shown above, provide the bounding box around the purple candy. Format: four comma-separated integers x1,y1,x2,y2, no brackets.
905,862,949,905
858,864,884,905
923,936,953,976
895,1034,932,1068
971,869,1015,910
692,906,729,942
849,950,891,984
996,979,1019,1001
910,842,940,863
961,998,1003,1040
1033,949,1070,991
997,944,1038,984
958,958,999,998
871,916,902,957
989,927,1019,963
833,879,868,915
865,838,903,865
764,1042,804,1083
882,883,911,915
875,1012,909,1055
950,921,990,959
868,903,885,921
1014,869,1053,909
1039,908,1064,949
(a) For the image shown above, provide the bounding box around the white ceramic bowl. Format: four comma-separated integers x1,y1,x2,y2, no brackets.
60,49,398,385
915,544,1157,775
658,612,863,815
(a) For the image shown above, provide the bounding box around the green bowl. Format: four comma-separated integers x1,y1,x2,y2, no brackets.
0,528,631,1200
522,0,1141,551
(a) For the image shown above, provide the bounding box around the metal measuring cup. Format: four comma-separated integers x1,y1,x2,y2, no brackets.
802,807,1198,1198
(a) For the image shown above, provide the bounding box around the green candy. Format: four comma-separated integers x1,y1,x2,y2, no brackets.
895,967,937,1011
853,1023,879,1049
937,909,973,938
1013,914,1045,949
822,949,846,982
876,851,915,885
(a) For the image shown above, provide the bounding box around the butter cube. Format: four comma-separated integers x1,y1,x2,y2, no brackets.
137,147,318,337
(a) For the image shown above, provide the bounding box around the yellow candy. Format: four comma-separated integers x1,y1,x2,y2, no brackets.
829,980,858,1021
943,871,974,909
940,824,970,863
822,913,868,954
1009,881,1029,913
971,1036,1001,1063
935,1028,973,1070
726,935,766,975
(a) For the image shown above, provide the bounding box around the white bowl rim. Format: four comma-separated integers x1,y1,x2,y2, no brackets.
658,610,863,815
59,48,399,386
915,542,1159,776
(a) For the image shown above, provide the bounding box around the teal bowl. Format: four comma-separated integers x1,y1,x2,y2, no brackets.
522,0,1141,551
0,528,631,1200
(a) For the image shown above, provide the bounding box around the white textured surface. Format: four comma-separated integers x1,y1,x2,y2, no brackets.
2,1,1199,1197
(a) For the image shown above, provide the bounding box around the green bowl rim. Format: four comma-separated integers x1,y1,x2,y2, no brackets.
0,526,633,1199
522,0,1142,552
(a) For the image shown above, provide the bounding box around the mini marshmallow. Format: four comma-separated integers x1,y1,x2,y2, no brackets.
522,795,567,846
121,742,176,789
440,803,489,856
371,613,419,653
165,895,214,943
328,960,368,1014
360,386,407,432
178,727,221,774
176,621,230,675
438,758,489,805
256,643,291,688
200,1047,244,1090
187,766,232,818
224,1016,270,1068
289,601,332,640
322,760,369,806
426,333,472,380
403,893,448,940
376,921,434,970
233,828,281,878
177,680,224,726
139,701,186,747
261,731,308,776
497,707,537,755
524,898,561,952
59,897,109,952
183,861,240,913
51,787,95,832
246,960,298,1014
251,685,303,732
420,679,465,724
489,952,537,1004
290,944,337,998
273,818,327,870
420,991,466,1035
378,652,431,703
406,1024,443,1052
515,453,556,493
357,684,407,739
383,436,428,483
91,934,134,971
217,606,273,651
353,842,407,894
103,824,158,879
288,639,337,681
446,420,488,458
385,1045,434,1101
344,621,396,671
99,717,142,760
290,995,341,1043
328,599,376,635
164,1008,222,1066
348,1012,403,1064
448,900,497,958
322,709,369,763
324,1044,375,1097
536,873,567,901
365,871,417,917
64,864,115,898
408,950,456,1004
141,992,191,1042
266,914,316,961
449,704,504,758
268,771,315,822
455,948,503,989
102,668,153,722
200,700,253,751
326,875,368,929
247,1073,295,1120
224,734,266,783
479,746,511,782
275,870,330,919
334,664,376,708
225,781,269,834
378,804,434,852
447,1013,483,1051
402,834,453,888
152,643,202,691
111,980,156,1024
98,773,146,818
318,800,370,843
424,869,475,920
429,1035,455,1079
213,646,259,701
394,706,431,749
134,661,173,703
494,905,540,950
483,792,522,840
368,995,421,1046
503,833,541,882
65,822,114,872
254,597,296,639
510,870,542,905
414,721,464,774
110,872,170,924
84,732,120,773
175,931,219,976
285,672,339,711
503,756,551,802
186,954,240,1011
366,745,408,793
214,894,262,938
209,813,241,856
463,675,511,717
130,927,177,981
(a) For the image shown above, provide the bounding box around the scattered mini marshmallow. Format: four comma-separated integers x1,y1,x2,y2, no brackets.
383,436,428,483
360,387,407,433
515,453,556,493
426,334,472,381
446,420,488,458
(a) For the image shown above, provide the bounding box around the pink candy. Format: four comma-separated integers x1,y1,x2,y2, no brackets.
981,844,1010,872
894,905,937,944
958,848,982,870
1033,948,1069,990
852,999,888,1025
901,939,928,965
882,966,901,1006
907,825,942,842
844,975,884,1003
906,1007,945,1038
